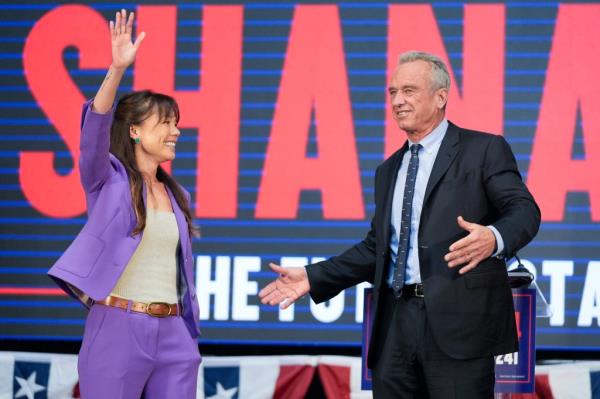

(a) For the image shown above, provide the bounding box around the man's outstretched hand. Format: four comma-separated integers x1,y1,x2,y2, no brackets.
258,263,310,309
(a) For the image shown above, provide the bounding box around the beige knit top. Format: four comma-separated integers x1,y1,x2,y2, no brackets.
111,208,179,303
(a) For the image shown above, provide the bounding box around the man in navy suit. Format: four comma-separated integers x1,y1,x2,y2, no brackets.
260,51,540,398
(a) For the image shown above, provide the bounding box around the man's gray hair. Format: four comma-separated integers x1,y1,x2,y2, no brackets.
398,51,451,92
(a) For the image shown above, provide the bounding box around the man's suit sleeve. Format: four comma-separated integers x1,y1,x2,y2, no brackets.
483,134,541,257
305,167,381,304
306,218,377,304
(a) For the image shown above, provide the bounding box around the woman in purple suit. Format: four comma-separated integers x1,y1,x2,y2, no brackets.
48,10,201,398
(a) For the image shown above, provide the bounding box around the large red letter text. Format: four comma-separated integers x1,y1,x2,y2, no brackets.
255,5,364,219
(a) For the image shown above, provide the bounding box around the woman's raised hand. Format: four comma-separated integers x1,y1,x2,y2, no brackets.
91,9,145,113
109,9,145,70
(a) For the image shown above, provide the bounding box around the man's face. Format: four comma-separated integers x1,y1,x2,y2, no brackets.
388,60,447,137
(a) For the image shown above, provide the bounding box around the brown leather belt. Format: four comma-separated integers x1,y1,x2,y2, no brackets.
96,295,179,317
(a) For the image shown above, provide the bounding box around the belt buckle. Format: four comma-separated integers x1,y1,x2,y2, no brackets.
146,302,172,318
414,284,424,298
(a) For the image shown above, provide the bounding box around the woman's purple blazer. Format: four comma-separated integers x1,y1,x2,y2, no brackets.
48,100,200,338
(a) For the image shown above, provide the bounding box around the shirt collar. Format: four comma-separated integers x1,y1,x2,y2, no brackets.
408,118,448,155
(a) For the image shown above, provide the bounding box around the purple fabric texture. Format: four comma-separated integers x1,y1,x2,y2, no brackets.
78,305,201,399
47,100,200,338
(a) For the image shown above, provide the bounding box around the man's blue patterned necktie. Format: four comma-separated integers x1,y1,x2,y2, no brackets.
392,143,422,298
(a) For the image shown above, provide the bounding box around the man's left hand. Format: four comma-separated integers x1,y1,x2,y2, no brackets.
445,216,496,274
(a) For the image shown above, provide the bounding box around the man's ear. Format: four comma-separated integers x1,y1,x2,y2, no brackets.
436,88,448,109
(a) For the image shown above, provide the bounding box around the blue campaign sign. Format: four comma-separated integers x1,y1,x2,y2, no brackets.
495,288,537,393
361,288,373,390
361,288,537,393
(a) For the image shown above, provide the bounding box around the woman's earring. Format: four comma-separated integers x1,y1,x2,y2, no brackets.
132,129,140,144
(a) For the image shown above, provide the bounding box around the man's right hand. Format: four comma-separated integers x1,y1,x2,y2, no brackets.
258,263,310,309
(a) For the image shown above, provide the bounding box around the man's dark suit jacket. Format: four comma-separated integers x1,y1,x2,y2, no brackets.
306,121,541,369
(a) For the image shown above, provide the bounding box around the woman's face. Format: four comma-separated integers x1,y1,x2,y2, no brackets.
131,110,180,165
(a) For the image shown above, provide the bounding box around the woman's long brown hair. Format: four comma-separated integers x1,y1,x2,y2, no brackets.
109,90,197,237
